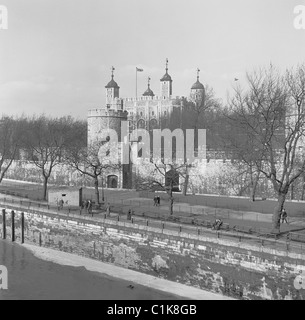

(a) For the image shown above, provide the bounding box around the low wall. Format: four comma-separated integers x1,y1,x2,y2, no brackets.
0,210,304,300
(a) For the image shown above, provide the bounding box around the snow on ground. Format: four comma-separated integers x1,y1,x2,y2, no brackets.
23,243,235,300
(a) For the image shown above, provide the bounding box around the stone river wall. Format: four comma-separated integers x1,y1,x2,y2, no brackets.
0,210,304,300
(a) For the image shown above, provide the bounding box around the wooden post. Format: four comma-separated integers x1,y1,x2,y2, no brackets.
2,209,6,240
11,210,15,242
21,212,25,244
39,232,42,246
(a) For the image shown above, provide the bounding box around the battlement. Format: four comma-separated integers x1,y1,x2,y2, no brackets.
88,108,128,118
123,95,182,102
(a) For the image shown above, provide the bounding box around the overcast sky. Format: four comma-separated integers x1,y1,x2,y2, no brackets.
0,0,305,119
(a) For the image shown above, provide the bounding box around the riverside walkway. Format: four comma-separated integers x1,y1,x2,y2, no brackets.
1,184,305,255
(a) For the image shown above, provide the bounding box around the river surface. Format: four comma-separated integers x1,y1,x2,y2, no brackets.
0,240,187,300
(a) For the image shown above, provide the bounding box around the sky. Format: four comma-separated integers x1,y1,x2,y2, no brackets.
0,0,305,119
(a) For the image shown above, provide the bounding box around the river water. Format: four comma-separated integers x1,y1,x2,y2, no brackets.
0,240,187,300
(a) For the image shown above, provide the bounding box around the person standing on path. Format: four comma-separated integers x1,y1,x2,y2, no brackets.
87,200,92,215
59,199,64,210
153,196,157,206
157,196,160,206
127,209,132,220
281,208,288,224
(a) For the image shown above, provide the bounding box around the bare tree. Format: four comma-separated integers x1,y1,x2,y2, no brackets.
65,140,121,207
181,86,221,195
136,158,186,215
0,116,23,183
225,65,305,232
22,115,86,200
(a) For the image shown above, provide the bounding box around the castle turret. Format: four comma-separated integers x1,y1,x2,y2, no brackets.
105,66,120,106
143,76,155,97
160,58,172,99
87,108,128,145
190,68,205,105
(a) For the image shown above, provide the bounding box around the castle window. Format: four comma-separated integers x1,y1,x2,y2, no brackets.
152,111,154,116
138,119,145,129
140,112,143,116
150,119,158,129
164,111,167,115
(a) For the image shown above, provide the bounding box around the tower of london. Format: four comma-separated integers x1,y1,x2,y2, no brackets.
87,59,206,189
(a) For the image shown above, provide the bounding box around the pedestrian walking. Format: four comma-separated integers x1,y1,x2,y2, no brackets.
153,196,157,206
87,200,92,214
157,196,160,206
59,199,64,210
281,208,288,224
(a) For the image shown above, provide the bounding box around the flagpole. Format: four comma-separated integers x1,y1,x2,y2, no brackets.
136,68,137,99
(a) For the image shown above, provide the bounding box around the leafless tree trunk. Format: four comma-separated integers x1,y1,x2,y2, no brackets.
94,175,100,205
0,116,23,184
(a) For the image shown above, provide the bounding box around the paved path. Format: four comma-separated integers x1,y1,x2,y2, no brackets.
1,179,305,237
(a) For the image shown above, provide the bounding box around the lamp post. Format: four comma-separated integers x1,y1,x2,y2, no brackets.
101,175,105,203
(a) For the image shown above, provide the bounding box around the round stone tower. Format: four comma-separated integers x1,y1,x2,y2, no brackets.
87,68,131,189
88,67,128,145
87,108,128,145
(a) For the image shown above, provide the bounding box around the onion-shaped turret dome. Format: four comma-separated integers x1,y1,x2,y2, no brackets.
105,66,120,88
143,77,155,96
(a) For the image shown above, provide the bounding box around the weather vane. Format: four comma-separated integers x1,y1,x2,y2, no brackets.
197,68,200,81
111,66,115,79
